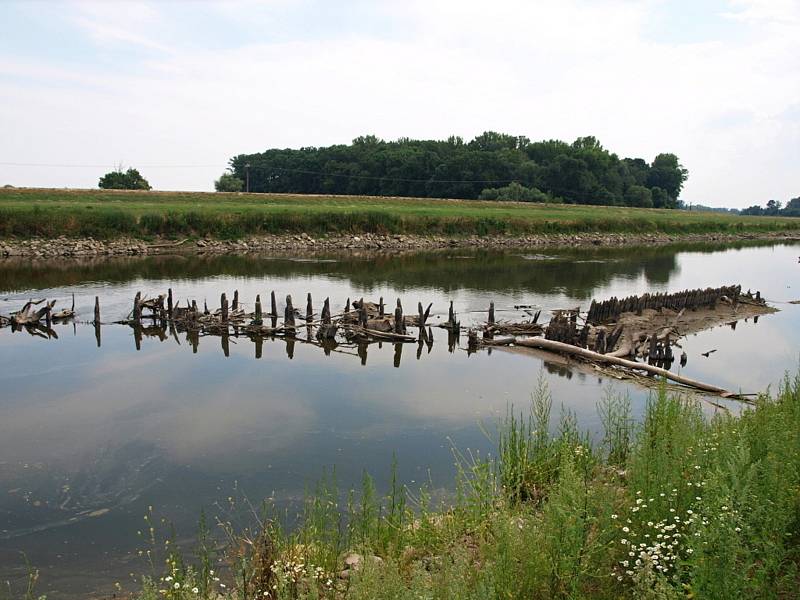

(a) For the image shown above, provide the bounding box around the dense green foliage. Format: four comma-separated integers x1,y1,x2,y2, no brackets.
214,172,244,192
742,196,800,217
2,188,798,241
61,372,797,600
98,167,151,190
229,134,688,207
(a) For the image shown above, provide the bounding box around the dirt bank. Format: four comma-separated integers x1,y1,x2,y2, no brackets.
1,230,799,259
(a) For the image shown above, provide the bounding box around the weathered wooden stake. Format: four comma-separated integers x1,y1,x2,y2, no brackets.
285,294,296,329
306,293,313,322
271,291,278,318
167,288,173,318
133,292,142,322
322,297,331,324
254,295,263,325
232,290,239,311
345,297,351,314
221,293,228,323
488,301,495,325
379,297,385,317
93,296,101,324
358,297,368,327
394,299,405,334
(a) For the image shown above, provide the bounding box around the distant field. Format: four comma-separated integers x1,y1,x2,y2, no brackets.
1,187,798,239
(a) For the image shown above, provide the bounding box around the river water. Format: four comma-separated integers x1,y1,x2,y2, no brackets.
0,242,798,598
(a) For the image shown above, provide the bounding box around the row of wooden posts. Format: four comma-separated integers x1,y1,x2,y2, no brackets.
586,284,748,325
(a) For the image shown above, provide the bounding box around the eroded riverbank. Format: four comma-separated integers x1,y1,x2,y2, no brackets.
1,230,799,259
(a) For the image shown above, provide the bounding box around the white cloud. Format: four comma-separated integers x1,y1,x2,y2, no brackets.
0,0,797,206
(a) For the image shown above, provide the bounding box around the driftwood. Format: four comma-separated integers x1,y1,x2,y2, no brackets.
513,336,743,398
52,294,76,321
11,299,57,326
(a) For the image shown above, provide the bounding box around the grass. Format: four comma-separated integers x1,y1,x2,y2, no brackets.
7,371,792,599
1,187,799,240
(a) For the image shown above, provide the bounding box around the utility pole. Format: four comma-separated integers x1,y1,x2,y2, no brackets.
245,163,251,193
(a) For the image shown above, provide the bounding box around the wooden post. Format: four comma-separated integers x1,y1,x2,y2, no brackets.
232,290,239,312
167,288,173,318
448,300,455,326
322,297,331,324
285,295,295,329
204,300,210,315
356,297,365,327
254,295,263,325
133,292,142,322
93,296,101,324
345,297,351,314
394,299,405,334
271,291,278,318
488,301,495,325
221,293,228,323
379,297,385,317
306,293,313,322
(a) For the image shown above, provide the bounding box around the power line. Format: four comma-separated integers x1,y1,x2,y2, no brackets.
1,161,517,185
0,162,222,168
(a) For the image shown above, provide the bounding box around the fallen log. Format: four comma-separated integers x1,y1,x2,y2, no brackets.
512,336,744,399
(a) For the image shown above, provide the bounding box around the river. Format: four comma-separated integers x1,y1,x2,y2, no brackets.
0,241,798,598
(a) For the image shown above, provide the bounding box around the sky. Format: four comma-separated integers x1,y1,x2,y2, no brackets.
0,0,798,208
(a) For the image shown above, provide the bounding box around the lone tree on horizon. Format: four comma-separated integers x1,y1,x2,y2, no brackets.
98,167,151,190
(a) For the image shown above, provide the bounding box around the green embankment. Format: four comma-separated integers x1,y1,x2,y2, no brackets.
1,188,798,239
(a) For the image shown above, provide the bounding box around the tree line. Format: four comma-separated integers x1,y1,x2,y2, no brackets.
740,197,800,217
224,133,688,208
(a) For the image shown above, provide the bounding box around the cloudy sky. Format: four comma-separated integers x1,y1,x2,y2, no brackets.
0,0,798,207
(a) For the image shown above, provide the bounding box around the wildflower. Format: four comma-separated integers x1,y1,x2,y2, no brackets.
686,548,694,554
622,526,630,533
173,583,180,590
192,588,199,594
611,514,618,519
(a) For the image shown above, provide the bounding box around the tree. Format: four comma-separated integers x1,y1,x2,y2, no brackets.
98,167,151,190
214,172,244,192
479,182,550,202
229,133,687,209
765,199,782,215
624,185,653,208
646,154,688,205
783,197,800,216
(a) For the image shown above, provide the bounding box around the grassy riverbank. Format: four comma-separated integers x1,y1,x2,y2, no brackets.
62,373,795,600
1,188,799,240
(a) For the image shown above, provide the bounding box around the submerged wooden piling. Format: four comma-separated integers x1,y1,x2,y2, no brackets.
285,294,296,330
394,299,405,334
133,292,142,322
488,301,495,325
220,293,228,323
270,291,278,318
167,288,173,318
254,295,263,325
306,293,313,322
